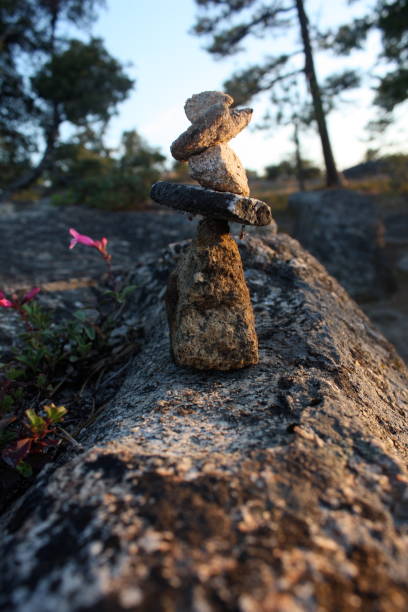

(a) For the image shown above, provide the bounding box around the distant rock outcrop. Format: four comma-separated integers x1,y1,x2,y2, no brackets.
289,189,394,301
343,160,387,180
1,231,407,611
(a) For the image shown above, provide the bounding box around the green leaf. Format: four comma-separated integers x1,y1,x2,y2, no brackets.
25,409,46,434
16,354,36,368
14,387,24,400
0,395,14,412
16,460,33,478
120,285,138,299
44,404,67,424
6,368,25,381
36,373,48,388
21,303,34,316
83,325,96,340
73,310,88,322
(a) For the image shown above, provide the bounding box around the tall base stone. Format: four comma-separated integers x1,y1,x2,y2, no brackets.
166,218,258,370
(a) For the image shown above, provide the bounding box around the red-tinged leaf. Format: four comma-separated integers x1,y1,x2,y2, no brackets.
43,437,60,447
1,438,33,468
36,437,59,449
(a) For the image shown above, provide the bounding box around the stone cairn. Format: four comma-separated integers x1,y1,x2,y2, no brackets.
150,91,273,370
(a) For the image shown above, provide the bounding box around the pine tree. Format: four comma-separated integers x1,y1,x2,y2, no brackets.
321,0,408,113
192,0,356,187
0,0,133,200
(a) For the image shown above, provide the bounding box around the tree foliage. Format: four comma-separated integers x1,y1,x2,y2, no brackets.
0,0,134,198
49,130,165,210
322,0,408,113
192,0,354,186
265,157,321,182
32,38,132,125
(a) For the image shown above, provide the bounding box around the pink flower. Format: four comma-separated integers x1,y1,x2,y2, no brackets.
69,229,96,249
0,288,40,309
0,291,13,308
69,228,111,263
21,288,41,304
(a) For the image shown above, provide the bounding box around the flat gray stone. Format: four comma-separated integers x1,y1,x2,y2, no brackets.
150,181,273,227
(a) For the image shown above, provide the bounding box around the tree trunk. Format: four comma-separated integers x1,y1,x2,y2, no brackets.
295,0,342,187
0,106,60,203
0,5,61,204
293,120,306,191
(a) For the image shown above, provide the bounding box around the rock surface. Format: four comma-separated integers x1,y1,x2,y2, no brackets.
188,143,250,196
289,189,394,300
185,91,233,122
0,200,197,287
150,181,273,226
171,104,252,161
0,201,198,358
397,253,408,274
1,230,408,611
166,218,258,370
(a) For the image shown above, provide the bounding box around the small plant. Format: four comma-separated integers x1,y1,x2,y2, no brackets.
0,287,41,330
0,228,138,488
1,404,67,477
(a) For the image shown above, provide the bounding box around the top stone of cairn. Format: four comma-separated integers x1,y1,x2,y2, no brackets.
184,91,233,122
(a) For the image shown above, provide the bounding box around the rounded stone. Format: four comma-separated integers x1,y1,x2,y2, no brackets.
184,91,233,123
171,105,253,161
188,143,250,196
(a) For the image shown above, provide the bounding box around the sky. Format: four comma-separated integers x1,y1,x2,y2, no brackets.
90,0,407,174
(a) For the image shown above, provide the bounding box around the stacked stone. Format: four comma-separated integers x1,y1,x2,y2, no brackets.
171,91,251,196
150,91,274,371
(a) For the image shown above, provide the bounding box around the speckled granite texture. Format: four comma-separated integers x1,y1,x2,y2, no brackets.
0,227,407,611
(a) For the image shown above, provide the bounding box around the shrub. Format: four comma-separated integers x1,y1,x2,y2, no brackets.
0,229,138,482
49,130,165,210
